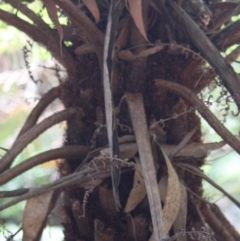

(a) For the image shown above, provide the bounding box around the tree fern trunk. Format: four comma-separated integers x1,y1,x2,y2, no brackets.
0,1,240,241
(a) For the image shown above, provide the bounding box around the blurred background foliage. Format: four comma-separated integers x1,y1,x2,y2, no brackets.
0,2,65,238
0,1,239,240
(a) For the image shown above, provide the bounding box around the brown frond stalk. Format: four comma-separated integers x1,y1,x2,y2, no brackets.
0,189,29,198
155,79,240,155
210,204,240,241
209,2,240,31
0,108,81,173
5,0,50,33
171,3,240,110
53,0,104,76
0,172,87,211
204,204,236,241
0,9,46,46
16,86,60,139
0,166,133,211
0,6,77,74
211,20,240,52
0,146,89,185
227,46,240,63
176,162,240,209
53,0,104,46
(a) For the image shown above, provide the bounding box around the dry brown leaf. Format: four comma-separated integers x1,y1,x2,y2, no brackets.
160,148,181,234
158,175,168,202
99,141,225,161
119,142,138,160
82,0,100,23
22,190,54,241
124,157,146,212
173,183,187,241
169,126,198,158
157,179,187,241
117,45,165,60
118,135,136,143
74,44,96,55
100,142,138,160
43,0,63,55
127,0,148,41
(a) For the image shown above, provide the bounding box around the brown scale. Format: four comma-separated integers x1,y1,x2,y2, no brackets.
185,171,204,237
140,48,207,236
150,49,207,234
166,98,188,145
179,60,215,93
178,113,205,237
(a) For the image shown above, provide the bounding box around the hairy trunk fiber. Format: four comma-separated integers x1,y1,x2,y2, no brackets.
58,16,213,241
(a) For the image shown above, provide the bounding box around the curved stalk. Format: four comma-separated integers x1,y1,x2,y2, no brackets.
0,108,81,173
155,79,240,155
0,146,89,185
16,86,61,139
